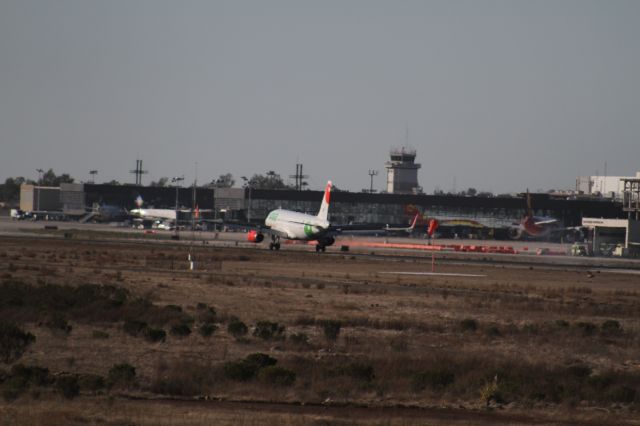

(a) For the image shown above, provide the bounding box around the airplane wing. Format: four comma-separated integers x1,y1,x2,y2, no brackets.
330,214,418,235
533,219,558,226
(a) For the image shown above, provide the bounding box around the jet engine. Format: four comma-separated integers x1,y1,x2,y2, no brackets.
318,236,335,247
508,227,523,240
247,230,264,243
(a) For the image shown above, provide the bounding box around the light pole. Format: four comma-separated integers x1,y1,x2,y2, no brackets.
89,170,98,184
172,176,184,238
368,169,378,193
35,168,44,212
241,176,252,223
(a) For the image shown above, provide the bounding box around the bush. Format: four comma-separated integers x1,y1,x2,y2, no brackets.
0,322,36,363
223,353,278,381
601,320,621,334
459,318,478,332
92,330,109,339
319,320,341,342
143,327,166,343
253,321,285,340
223,361,258,381
258,366,296,386
609,386,636,403
108,363,136,388
340,362,375,382
78,374,105,392
123,319,147,337
11,365,51,386
576,322,597,336
196,304,216,323
227,319,248,338
411,368,455,392
45,313,72,335
56,375,80,399
198,322,217,337
2,376,28,401
170,322,192,337
244,353,278,370
289,332,309,345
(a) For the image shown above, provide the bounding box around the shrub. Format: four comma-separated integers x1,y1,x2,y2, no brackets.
123,319,147,337
576,322,597,336
108,363,136,388
143,327,166,343
196,305,216,323
319,320,341,342
609,386,636,403
92,330,109,339
223,361,257,381
223,353,278,381
11,365,51,386
253,321,285,340
2,375,28,401
198,323,217,337
227,319,248,338
411,368,455,392
245,353,278,370
56,375,80,399
170,322,192,337
0,322,36,363
601,320,621,334
258,366,296,386
78,374,105,392
289,332,309,345
485,325,501,337
340,362,375,382
554,319,570,328
459,318,478,332
45,313,72,335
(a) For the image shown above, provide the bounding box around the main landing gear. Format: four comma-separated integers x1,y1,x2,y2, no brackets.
269,235,281,251
315,244,326,253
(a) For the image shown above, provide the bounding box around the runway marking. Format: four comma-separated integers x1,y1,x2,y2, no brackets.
596,269,640,276
381,272,487,277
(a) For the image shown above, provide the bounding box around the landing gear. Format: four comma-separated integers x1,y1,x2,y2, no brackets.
315,244,326,253
269,236,281,251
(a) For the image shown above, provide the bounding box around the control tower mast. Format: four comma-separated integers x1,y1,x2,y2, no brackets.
385,147,422,194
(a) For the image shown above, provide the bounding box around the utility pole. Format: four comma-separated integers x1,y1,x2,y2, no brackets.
241,176,252,223
289,163,309,190
368,170,378,193
130,159,148,185
172,176,184,239
35,168,44,212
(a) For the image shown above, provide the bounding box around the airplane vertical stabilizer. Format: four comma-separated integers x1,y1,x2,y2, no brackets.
317,181,332,221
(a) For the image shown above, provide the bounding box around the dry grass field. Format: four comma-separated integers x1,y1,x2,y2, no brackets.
1,235,639,425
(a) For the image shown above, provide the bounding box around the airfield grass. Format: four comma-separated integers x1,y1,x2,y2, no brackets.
0,236,639,424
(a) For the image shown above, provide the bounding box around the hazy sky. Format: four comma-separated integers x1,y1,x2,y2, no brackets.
1,1,639,193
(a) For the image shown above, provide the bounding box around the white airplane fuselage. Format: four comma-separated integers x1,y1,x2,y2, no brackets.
130,208,176,221
265,209,330,240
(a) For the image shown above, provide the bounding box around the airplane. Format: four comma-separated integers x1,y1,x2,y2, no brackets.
129,195,177,224
246,181,418,252
508,191,564,240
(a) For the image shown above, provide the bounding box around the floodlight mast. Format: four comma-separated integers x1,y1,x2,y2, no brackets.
172,176,185,238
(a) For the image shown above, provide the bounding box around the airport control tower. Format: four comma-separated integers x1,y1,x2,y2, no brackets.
385,147,422,194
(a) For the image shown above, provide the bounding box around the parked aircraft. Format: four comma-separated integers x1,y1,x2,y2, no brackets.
129,196,177,222
508,191,564,240
247,181,417,252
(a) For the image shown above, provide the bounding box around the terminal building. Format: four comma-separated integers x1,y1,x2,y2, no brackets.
18,181,631,250
40,182,623,239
